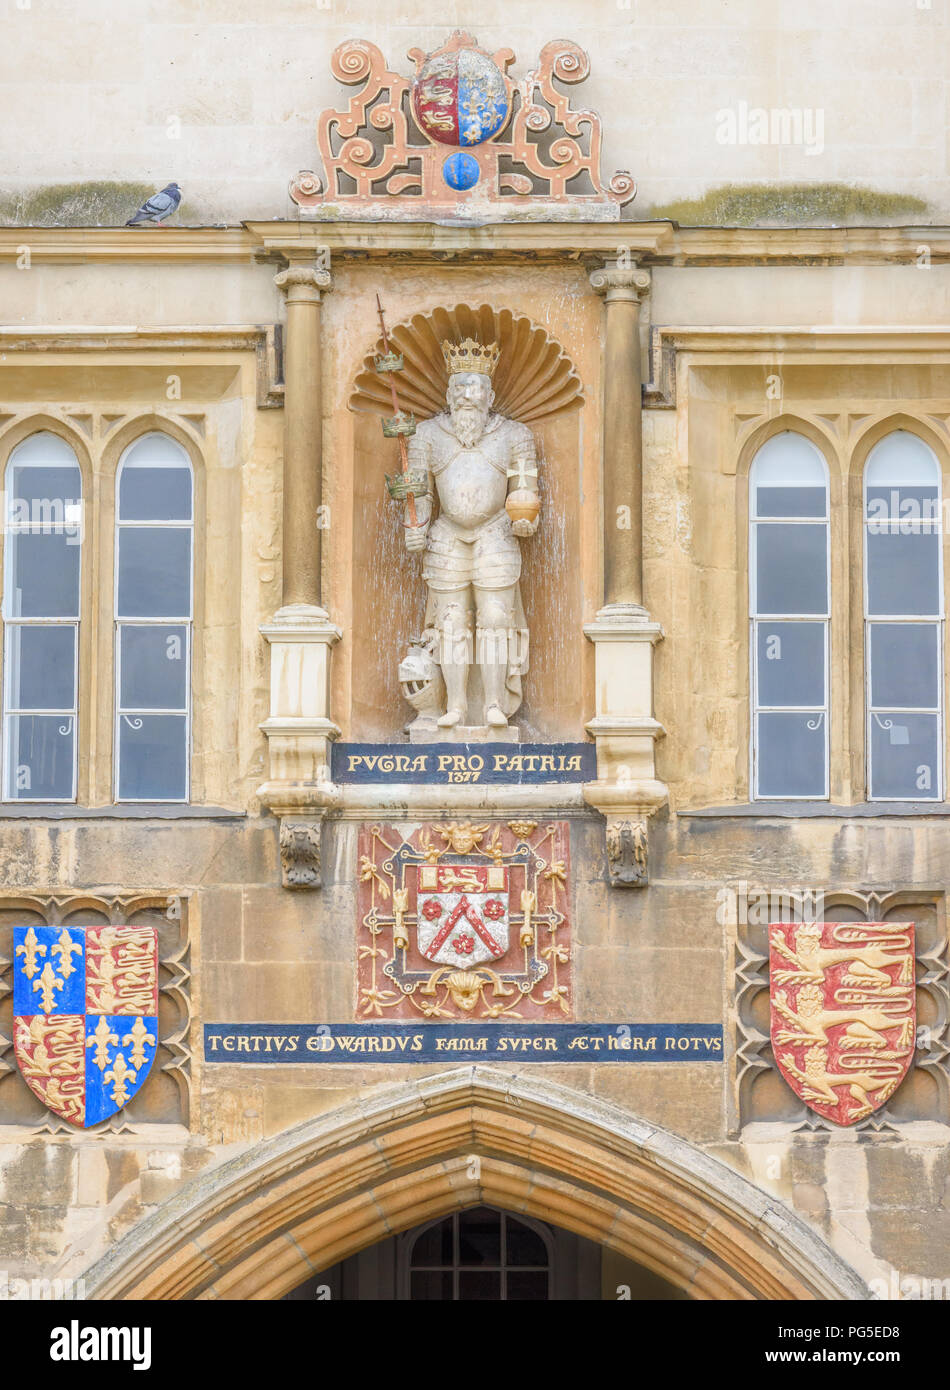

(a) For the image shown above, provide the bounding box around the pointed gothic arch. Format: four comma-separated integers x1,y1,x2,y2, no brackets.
82,1068,868,1301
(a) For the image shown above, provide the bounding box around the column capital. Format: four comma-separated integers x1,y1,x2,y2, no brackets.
275,262,332,302
589,262,651,304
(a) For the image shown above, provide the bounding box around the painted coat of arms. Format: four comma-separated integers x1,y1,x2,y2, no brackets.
769,922,915,1126
13,924,158,1127
358,821,571,1021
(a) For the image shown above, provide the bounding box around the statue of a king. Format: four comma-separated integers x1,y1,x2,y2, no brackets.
401,338,540,731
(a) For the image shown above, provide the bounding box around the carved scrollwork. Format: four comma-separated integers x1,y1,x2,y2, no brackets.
290,32,635,220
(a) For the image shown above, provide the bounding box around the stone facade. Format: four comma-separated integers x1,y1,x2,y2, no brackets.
3,12,950,1303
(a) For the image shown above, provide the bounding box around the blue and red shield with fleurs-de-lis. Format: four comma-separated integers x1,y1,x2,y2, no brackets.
13,924,158,1127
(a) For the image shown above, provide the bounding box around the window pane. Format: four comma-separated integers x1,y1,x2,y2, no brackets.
457,1272,501,1301
117,714,187,800
410,1271,453,1300
865,485,939,525
8,465,82,518
5,714,75,799
869,624,940,709
506,1272,549,1300
870,712,940,800
756,712,826,798
5,625,75,710
457,1208,500,1266
411,1217,454,1267
119,465,192,522
119,625,188,710
866,529,940,616
6,531,81,618
750,433,828,517
506,1219,547,1267
865,431,939,491
116,528,191,618
756,622,825,707
754,486,826,519
754,524,828,614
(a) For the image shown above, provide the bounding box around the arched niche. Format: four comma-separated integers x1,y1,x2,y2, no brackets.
347,305,589,741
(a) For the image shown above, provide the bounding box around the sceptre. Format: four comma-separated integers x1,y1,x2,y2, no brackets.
375,295,425,529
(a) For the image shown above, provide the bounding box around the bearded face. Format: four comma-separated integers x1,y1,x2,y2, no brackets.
447,371,493,446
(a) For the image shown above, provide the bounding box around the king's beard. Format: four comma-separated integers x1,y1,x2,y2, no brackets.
450,403,490,447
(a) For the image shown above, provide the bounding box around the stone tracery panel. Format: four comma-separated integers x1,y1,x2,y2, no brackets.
732,891,949,1134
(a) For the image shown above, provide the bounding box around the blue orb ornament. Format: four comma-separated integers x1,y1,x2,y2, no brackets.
443,153,480,192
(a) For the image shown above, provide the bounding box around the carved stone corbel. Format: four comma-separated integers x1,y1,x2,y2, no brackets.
604,817,648,888
279,817,325,889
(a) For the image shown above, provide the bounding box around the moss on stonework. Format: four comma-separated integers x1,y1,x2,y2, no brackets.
0,182,189,227
643,182,930,227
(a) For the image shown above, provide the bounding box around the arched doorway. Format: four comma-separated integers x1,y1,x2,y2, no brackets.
81,1067,868,1301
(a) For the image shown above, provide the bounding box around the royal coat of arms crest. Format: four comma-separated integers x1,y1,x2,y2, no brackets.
13,924,159,1127
357,821,571,1021
768,921,916,1126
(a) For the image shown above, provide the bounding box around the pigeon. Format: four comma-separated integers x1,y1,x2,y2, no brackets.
126,183,182,227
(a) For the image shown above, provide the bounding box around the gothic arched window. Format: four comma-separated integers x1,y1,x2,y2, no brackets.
2,432,83,801
406,1206,552,1300
864,431,943,801
749,432,830,799
114,432,193,802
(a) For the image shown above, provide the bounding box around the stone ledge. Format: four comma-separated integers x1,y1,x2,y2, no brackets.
681,801,950,818
0,804,246,820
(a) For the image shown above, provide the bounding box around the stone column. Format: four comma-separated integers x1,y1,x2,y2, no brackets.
589,261,651,614
584,260,667,886
274,260,331,611
258,258,340,887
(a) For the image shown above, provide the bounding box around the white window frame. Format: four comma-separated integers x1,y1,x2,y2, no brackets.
113,433,194,804
749,433,831,801
863,432,944,802
1,434,82,803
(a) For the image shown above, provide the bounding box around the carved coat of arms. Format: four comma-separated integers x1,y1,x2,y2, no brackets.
13,924,158,1127
769,922,915,1126
289,31,634,218
358,821,571,1021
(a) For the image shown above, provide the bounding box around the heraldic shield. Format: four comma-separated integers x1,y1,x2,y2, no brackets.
769,921,916,1126
417,863,509,967
13,924,159,1127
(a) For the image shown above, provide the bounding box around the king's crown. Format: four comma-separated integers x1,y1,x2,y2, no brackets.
441,337,501,379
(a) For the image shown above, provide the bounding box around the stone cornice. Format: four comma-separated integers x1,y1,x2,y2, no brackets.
645,324,950,408
4,222,950,268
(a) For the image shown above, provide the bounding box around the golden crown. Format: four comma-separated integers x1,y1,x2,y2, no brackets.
441,337,501,379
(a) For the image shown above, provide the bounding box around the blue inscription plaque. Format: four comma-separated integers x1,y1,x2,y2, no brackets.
205,1022,724,1064
331,742,597,785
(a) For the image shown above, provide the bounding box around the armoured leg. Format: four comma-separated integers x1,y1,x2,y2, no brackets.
431,591,474,727
475,585,516,726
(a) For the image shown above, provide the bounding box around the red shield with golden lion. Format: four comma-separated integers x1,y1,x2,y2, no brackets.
769,922,915,1126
